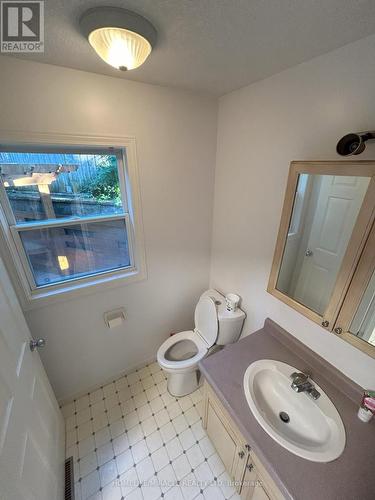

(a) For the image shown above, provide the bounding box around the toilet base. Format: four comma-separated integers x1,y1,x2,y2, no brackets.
167,369,200,397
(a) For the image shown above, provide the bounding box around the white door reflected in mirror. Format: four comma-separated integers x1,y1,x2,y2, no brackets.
276,174,370,315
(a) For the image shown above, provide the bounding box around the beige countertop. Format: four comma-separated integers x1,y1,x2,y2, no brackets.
199,318,375,500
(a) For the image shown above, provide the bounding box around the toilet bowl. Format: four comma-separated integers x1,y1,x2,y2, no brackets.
157,289,245,397
157,330,208,396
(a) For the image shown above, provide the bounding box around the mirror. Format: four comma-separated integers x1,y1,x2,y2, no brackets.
276,173,370,315
268,161,375,358
334,223,375,355
350,270,375,346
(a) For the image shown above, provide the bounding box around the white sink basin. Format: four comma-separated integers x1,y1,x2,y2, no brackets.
243,359,346,462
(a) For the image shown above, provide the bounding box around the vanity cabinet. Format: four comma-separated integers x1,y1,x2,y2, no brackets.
202,381,285,500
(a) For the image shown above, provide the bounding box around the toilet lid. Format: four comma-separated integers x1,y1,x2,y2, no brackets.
194,296,218,347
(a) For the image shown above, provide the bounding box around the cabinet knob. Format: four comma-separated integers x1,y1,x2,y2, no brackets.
246,463,254,471
238,451,245,459
334,327,343,334
321,320,329,328
245,444,251,451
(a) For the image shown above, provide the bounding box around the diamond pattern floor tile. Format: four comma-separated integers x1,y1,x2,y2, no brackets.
62,361,239,500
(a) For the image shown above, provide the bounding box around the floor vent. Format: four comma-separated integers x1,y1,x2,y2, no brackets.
64,457,75,500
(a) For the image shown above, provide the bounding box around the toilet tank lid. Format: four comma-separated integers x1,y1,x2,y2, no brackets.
217,307,246,322
194,296,218,348
200,289,245,322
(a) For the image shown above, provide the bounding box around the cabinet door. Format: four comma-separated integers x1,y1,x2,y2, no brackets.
203,383,250,493
206,400,238,474
252,484,270,500
250,451,285,500
240,460,257,500
241,459,271,500
203,382,285,500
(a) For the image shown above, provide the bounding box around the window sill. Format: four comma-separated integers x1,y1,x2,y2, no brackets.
19,265,147,311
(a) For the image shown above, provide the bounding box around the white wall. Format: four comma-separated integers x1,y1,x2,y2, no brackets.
0,56,217,402
210,34,375,389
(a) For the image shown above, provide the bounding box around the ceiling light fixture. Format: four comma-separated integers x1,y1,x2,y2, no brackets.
80,7,157,71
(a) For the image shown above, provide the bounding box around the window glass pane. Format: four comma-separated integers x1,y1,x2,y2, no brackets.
19,218,130,287
0,151,124,222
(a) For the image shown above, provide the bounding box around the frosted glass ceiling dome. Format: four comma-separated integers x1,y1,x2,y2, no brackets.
80,7,157,71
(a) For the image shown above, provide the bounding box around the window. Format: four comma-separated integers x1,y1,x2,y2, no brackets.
0,137,145,302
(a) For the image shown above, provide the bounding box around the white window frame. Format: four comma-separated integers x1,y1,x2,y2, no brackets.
0,132,146,309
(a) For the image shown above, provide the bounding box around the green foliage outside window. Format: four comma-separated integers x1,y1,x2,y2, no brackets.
81,155,121,205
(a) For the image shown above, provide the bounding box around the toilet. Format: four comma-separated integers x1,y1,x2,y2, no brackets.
157,289,245,397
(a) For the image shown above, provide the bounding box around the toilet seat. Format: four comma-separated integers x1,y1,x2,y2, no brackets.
157,330,208,372
194,296,218,347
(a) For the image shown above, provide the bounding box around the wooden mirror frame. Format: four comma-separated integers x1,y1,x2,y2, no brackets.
268,161,375,358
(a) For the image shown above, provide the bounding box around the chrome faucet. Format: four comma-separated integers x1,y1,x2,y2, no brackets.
290,372,320,400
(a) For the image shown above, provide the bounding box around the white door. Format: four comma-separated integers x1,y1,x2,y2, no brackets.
0,256,65,500
293,175,369,314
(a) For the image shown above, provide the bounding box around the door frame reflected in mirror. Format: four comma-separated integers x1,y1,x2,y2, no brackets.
268,161,375,358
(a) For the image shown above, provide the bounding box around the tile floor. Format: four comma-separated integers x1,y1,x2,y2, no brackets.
61,361,240,500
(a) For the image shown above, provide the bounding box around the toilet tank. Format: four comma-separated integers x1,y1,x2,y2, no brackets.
200,289,246,346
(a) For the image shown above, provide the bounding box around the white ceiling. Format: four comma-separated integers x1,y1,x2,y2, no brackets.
12,0,375,96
